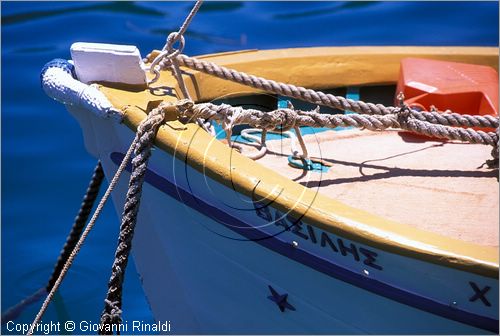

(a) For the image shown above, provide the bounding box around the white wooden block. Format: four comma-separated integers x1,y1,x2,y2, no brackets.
71,42,147,86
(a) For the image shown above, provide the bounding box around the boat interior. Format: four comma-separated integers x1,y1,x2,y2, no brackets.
97,47,499,252
213,86,499,247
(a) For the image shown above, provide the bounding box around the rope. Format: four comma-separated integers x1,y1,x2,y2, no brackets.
27,138,138,336
239,128,269,160
171,0,204,40
148,50,500,161
149,0,203,86
486,127,499,168
145,13,497,160
1,288,46,324
176,54,499,129
176,101,499,146
148,0,212,135
99,103,167,334
170,53,498,161
46,162,105,291
2,162,104,324
239,128,303,160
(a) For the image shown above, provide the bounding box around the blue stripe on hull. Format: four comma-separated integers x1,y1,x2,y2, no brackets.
110,152,498,333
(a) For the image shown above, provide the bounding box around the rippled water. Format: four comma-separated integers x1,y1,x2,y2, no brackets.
2,1,498,334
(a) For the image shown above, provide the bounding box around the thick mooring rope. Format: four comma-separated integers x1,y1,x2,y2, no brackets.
47,162,105,291
27,139,138,336
176,54,499,129
1,288,46,325
99,103,167,334
2,162,104,325
143,0,499,163
146,0,497,162
176,101,499,146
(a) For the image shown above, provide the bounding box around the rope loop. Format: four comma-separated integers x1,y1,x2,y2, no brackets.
148,34,185,85
148,0,201,86
163,32,185,54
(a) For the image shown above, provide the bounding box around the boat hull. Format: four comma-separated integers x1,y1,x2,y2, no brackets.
67,103,498,334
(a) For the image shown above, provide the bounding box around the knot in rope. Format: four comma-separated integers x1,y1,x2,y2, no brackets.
174,98,195,115
221,105,244,133
260,109,298,131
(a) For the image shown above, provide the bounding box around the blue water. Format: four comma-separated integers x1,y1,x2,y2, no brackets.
2,1,498,334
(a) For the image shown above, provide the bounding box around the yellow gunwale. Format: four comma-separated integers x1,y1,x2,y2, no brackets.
99,46,499,278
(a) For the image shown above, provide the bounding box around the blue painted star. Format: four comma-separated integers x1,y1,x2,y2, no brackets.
267,285,296,312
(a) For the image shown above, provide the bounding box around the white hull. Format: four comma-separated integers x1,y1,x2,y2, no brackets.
68,105,498,334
